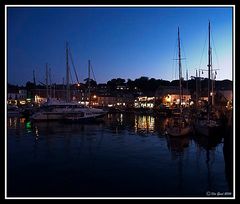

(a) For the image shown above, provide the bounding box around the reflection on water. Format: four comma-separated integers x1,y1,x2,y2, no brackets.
7,114,233,197
134,115,155,134
166,136,189,157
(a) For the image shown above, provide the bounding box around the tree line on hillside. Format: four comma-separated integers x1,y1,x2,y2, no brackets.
8,76,233,95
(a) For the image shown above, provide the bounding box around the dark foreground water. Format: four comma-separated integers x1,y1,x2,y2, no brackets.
7,113,233,197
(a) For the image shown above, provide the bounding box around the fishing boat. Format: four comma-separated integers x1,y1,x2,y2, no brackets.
166,27,191,137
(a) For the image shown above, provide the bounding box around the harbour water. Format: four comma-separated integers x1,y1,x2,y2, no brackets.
7,113,233,197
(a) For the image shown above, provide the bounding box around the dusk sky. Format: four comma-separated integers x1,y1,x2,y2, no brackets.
7,6,233,86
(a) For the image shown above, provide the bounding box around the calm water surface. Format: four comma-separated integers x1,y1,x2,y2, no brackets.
7,113,233,197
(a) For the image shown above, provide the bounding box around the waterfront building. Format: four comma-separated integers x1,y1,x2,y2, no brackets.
155,86,191,107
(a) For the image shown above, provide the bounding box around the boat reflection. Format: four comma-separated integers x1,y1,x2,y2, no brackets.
193,134,223,151
166,135,190,194
166,136,189,158
193,133,225,193
31,120,103,135
223,127,233,193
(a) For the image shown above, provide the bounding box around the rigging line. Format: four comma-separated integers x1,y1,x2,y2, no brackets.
175,54,177,80
172,38,178,80
211,30,220,71
181,38,188,80
69,65,74,85
90,64,96,82
69,48,80,84
198,28,208,71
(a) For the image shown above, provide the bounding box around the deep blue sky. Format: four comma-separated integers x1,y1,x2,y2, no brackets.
7,6,233,86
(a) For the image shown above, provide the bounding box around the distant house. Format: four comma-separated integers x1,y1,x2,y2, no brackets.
97,93,134,108
134,96,155,108
7,89,27,101
155,86,191,107
34,84,88,104
97,95,117,107
116,84,129,91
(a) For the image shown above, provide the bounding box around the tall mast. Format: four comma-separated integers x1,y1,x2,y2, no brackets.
62,77,65,99
207,21,211,121
66,42,70,102
196,70,198,105
88,60,91,107
186,69,188,96
211,47,214,106
46,63,49,99
199,69,201,100
49,66,52,98
33,69,36,85
33,69,36,101
178,27,182,111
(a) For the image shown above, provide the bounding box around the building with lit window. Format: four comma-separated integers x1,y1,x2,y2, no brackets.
155,86,191,107
97,93,134,108
134,96,155,108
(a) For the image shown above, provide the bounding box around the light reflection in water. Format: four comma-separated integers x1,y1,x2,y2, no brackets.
8,118,12,127
25,121,32,133
166,136,189,159
134,115,155,133
20,118,25,124
8,117,18,128
8,117,27,129
35,127,39,140
117,113,123,125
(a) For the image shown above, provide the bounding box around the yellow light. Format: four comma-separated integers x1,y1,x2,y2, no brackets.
77,83,80,87
93,95,97,99
166,94,171,103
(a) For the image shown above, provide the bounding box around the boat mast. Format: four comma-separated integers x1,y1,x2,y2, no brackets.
66,42,70,102
186,69,188,94
211,47,214,106
49,66,52,99
207,21,211,121
178,27,182,113
88,60,91,107
46,63,49,100
33,69,36,85
196,70,198,105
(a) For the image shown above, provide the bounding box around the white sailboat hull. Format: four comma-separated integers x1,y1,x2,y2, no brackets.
31,99,107,121
31,109,106,121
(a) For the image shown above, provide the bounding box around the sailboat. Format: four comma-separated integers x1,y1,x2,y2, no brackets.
63,59,107,121
194,21,221,136
31,43,107,121
166,27,192,137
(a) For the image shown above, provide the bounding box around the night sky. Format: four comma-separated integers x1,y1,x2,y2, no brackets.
7,6,233,86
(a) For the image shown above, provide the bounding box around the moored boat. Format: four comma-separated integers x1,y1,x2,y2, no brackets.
31,98,106,121
165,27,191,137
